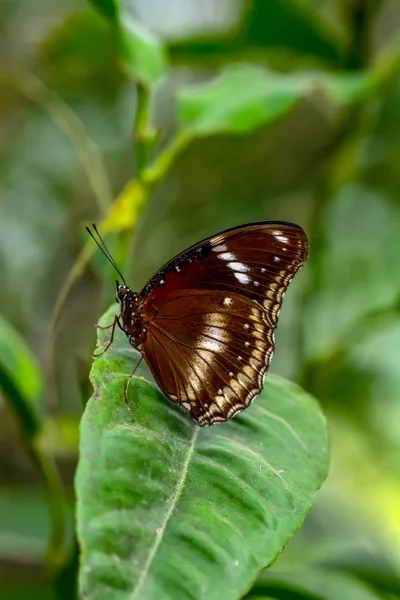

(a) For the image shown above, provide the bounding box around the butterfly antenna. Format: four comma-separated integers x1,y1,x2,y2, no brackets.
86,224,127,286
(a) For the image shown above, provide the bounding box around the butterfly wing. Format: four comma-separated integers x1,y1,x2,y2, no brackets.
138,222,308,425
142,291,274,426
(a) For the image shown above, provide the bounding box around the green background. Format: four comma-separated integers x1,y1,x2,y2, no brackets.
1,0,400,598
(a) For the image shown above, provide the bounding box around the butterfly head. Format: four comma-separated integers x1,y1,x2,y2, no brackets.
116,282,131,303
86,224,145,349
116,281,138,312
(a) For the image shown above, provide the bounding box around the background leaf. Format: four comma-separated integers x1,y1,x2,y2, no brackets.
0,314,43,437
169,0,343,68
3,0,400,596
76,306,329,600
89,0,167,84
116,12,167,85
177,64,377,137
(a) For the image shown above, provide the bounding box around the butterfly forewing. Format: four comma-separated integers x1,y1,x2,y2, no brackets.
137,222,308,425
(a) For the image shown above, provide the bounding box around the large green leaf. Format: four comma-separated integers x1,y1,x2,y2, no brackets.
76,305,329,600
177,64,377,137
89,0,167,84
0,313,43,437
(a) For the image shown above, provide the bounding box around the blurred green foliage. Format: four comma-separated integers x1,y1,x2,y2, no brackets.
1,0,400,598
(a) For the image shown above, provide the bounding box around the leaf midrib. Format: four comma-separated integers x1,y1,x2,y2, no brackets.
129,425,199,599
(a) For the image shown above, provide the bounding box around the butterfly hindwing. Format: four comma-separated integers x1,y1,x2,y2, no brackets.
137,222,308,425
142,292,273,425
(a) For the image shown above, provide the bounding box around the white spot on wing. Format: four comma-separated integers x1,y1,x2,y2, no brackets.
234,272,250,284
200,326,229,353
227,262,248,273
274,256,280,262
276,234,289,243
274,231,289,244
223,297,232,306
219,252,236,261
213,244,227,252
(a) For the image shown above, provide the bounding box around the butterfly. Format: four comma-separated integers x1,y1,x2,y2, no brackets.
87,221,308,426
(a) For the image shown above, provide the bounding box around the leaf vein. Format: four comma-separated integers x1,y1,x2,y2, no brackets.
129,426,199,599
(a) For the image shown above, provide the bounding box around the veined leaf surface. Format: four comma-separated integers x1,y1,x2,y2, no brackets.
76,305,329,600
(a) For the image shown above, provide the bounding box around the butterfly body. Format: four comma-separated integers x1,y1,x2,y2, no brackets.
100,221,308,427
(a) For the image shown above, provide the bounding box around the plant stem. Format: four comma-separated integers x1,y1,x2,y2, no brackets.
134,82,152,175
124,83,190,280
126,131,191,282
142,132,190,188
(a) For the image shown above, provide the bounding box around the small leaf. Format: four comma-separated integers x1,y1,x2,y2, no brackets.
116,13,167,85
76,305,329,600
0,313,43,437
178,65,304,136
89,0,167,85
177,64,378,137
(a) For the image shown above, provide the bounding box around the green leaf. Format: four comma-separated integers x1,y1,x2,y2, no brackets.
89,0,167,85
178,65,303,136
169,0,343,68
177,64,377,137
116,13,167,85
76,305,329,600
0,313,43,437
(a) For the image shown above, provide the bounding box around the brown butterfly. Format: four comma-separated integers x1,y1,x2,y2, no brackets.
87,221,308,426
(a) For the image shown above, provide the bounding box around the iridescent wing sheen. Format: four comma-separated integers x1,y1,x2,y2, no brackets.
139,222,308,426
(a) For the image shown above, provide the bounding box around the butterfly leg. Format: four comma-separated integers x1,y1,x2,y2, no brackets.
96,322,114,330
124,356,144,403
92,315,121,357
